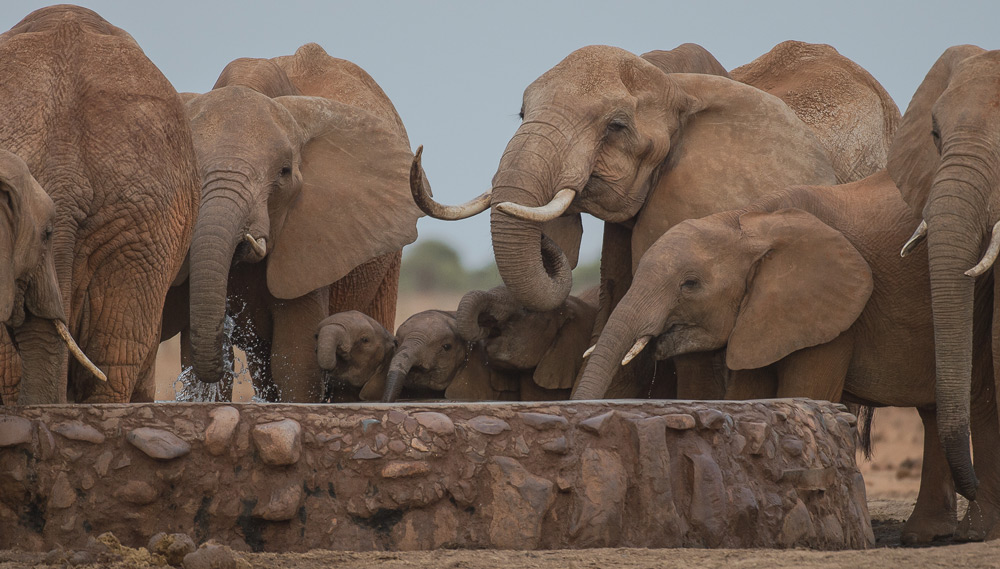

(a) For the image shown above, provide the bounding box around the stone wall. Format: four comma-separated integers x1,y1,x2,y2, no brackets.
0,399,873,552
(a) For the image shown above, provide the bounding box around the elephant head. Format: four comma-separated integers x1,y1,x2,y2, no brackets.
316,310,395,401
455,285,596,390
887,46,1000,501
0,149,103,404
185,46,421,385
572,208,873,400
410,44,834,313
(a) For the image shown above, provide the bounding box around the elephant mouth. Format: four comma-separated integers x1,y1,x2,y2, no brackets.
235,233,268,264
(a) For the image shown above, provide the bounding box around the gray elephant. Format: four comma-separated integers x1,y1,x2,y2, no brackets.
0,150,100,404
164,44,423,402
410,41,896,397
316,310,395,402
887,45,1000,540
573,171,998,544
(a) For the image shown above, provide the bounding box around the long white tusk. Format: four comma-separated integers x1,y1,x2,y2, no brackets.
244,234,266,257
900,220,927,258
54,320,107,382
621,336,652,366
410,145,491,220
966,220,1000,277
582,345,595,359
495,189,577,222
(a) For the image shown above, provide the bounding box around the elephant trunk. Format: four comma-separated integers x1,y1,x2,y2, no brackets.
456,287,516,341
572,295,652,400
382,348,415,402
490,130,576,312
316,323,349,372
925,167,991,501
188,180,252,384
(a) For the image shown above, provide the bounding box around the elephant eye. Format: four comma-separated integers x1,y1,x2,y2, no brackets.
607,118,628,132
360,336,370,344
442,343,452,351
43,226,53,242
279,165,292,177
680,278,700,291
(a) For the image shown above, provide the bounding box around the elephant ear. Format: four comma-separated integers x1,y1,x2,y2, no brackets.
534,296,596,389
887,45,984,218
726,208,873,371
541,214,582,269
267,96,423,299
640,43,730,77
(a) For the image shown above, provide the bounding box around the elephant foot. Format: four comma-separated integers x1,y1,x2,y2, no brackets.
955,499,1000,542
900,514,956,545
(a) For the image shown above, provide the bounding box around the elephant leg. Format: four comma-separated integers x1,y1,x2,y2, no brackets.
774,332,853,401
900,407,957,544
269,287,328,402
725,366,778,400
675,352,727,399
959,360,1000,541
0,329,20,404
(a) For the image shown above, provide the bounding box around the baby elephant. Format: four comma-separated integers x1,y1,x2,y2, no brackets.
382,287,597,402
574,171,978,545
316,310,395,401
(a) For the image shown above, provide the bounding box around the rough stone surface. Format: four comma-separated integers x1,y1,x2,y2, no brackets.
252,419,301,466
127,427,191,460
0,400,871,552
148,532,196,566
204,406,240,456
0,415,32,447
52,421,105,444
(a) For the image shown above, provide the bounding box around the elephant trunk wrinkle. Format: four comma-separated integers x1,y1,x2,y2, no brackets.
188,190,248,383
924,186,984,501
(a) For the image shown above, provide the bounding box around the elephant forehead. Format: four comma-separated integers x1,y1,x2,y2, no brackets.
531,45,647,97
189,87,299,146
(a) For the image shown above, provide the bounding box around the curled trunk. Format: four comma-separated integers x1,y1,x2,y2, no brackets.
456,287,516,341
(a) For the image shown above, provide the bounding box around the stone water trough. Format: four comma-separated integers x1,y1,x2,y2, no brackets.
0,399,873,552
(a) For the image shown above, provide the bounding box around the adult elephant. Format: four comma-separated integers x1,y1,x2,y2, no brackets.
412,43,848,396
173,44,423,402
0,6,199,404
887,45,1000,539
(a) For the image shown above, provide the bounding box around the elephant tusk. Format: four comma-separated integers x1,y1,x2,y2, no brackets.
244,233,266,257
410,145,491,220
582,344,595,359
621,335,652,366
54,320,107,382
900,220,927,258
495,189,577,222
966,220,1000,277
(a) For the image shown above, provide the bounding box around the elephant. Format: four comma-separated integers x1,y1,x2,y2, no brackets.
382,290,597,402
453,285,598,395
0,150,103,404
0,6,199,404
573,170,993,544
729,40,900,184
316,310,395,402
167,43,423,402
409,42,895,397
380,310,510,402
887,45,1000,540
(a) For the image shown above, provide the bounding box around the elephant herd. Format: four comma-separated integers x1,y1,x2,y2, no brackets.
1,2,1000,546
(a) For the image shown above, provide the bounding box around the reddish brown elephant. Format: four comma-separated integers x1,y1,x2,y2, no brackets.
0,6,199,403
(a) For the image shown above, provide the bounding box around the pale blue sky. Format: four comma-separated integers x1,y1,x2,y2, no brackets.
5,1,998,266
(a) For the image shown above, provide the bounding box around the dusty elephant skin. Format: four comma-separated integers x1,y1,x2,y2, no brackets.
0,6,200,404
164,43,423,403
0,400,870,552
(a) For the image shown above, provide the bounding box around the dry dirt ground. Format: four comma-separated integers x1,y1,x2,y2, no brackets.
4,294,998,567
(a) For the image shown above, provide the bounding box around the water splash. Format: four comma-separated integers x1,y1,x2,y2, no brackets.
173,297,269,402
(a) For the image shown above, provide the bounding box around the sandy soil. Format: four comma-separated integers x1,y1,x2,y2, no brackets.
17,295,985,567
